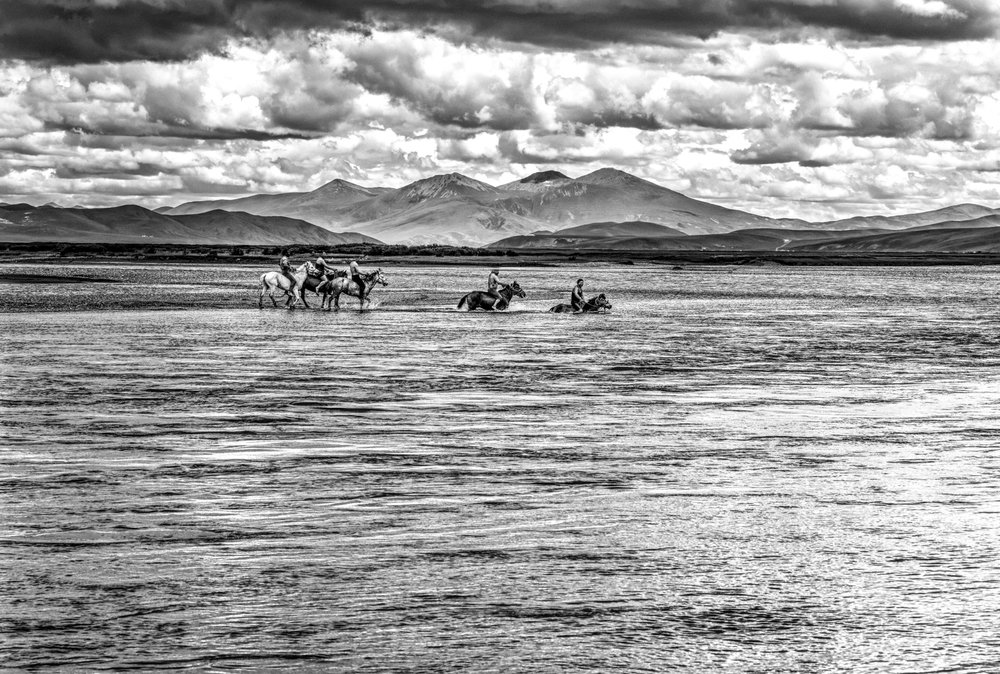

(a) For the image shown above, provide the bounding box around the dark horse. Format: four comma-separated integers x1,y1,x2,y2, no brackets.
457,282,526,311
549,293,612,313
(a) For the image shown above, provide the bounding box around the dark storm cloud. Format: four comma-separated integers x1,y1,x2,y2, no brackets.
0,0,236,63
1,0,994,64
54,162,163,178
42,120,311,141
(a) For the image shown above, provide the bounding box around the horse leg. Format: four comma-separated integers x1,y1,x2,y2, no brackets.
299,285,311,309
286,282,300,309
259,281,266,309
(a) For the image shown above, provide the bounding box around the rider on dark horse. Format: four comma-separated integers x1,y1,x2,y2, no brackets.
571,278,586,312
314,252,334,287
487,268,510,310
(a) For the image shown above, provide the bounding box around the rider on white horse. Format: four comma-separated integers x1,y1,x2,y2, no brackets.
279,251,295,284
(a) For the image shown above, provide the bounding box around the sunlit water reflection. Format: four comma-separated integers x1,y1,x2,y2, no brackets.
2,263,1000,672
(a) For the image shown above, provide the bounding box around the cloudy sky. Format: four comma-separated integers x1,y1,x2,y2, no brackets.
1,0,1000,221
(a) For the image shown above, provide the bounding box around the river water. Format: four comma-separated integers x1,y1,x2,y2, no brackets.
2,263,1000,672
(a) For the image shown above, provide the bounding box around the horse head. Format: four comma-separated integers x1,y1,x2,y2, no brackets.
592,293,609,307
369,268,388,286
508,281,526,298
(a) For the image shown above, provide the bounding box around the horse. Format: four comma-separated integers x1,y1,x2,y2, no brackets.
259,262,309,309
549,293,612,313
320,268,388,311
259,263,346,309
457,282,526,311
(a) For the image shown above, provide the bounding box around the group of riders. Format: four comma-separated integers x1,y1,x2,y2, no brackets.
270,251,610,313
279,252,371,299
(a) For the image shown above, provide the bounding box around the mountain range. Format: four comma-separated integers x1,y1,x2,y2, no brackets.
163,168,1000,249
165,168,784,246
5,167,1000,251
0,203,379,246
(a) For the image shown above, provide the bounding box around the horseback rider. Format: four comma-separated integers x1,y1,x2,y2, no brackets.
314,252,333,288
487,267,509,309
349,258,367,301
571,278,586,312
278,250,295,284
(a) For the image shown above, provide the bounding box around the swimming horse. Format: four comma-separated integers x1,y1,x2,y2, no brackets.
457,282,526,311
548,294,612,313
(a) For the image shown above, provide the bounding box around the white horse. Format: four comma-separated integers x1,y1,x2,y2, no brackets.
259,262,308,309
321,269,388,311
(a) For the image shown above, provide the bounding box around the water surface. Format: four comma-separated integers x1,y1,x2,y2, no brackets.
3,263,1000,672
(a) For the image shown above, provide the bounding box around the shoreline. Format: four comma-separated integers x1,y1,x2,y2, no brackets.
5,249,1000,268
0,273,120,284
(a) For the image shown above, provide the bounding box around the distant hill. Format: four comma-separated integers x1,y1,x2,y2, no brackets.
811,204,1000,231
489,226,894,251
792,225,1000,253
0,204,381,245
490,221,689,249
551,220,688,238
901,214,1000,232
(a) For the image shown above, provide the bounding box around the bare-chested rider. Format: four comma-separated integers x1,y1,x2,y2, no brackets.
314,252,333,288
487,267,509,310
571,278,586,312
349,258,367,302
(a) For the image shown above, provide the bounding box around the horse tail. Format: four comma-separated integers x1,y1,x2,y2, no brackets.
457,293,471,310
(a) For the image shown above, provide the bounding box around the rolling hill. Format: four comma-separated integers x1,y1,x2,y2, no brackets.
0,203,381,245
792,224,1000,253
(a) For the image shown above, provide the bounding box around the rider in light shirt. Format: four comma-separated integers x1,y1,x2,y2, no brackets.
571,278,586,312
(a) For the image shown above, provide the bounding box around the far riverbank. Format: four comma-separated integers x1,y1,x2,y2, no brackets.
4,241,1000,268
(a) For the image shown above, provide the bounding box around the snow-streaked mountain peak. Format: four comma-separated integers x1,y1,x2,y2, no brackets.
400,173,499,202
